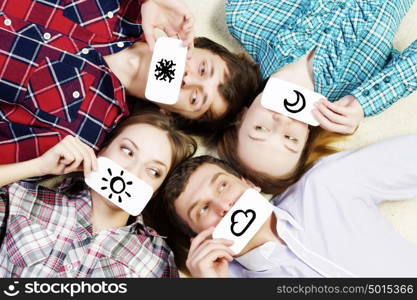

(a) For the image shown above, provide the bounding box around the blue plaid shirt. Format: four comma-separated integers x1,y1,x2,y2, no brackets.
226,0,417,117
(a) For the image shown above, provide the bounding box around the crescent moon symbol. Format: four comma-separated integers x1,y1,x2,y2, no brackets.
283,90,306,113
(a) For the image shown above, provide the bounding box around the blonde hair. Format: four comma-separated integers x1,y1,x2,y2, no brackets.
218,125,344,195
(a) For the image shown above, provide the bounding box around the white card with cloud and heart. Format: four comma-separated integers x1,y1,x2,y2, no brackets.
145,37,187,105
85,157,154,216
261,77,323,126
212,188,274,255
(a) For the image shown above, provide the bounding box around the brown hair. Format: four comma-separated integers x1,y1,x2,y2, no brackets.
144,156,240,275
218,124,343,195
102,109,197,178
173,37,262,143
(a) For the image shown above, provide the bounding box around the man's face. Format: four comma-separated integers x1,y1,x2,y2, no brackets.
175,163,252,233
157,48,229,120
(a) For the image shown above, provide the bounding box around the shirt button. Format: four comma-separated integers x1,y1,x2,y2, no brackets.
43,32,51,40
72,91,80,98
81,48,89,55
117,41,124,48
384,76,391,83
66,264,73,271
4,19,11,26
107,11,114,18
323,28,330,34
362,90,370,96
373,84,380,90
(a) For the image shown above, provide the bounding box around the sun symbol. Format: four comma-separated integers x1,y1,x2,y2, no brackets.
100,168,133,203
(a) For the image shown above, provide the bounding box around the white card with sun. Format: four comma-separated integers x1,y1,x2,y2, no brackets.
212,188,274,255
85,157,154,216
145,37,187,105
261,77,322,126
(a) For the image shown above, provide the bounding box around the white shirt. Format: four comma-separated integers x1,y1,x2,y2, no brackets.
230,134,417,277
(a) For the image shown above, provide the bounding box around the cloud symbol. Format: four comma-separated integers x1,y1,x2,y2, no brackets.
230,209,256,237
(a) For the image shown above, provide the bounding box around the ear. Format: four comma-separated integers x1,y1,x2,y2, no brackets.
241,177,261,192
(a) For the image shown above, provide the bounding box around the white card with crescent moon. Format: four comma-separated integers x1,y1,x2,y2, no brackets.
261,77,322,126
85,157,154,216
145,37,187,105
212,188,274,255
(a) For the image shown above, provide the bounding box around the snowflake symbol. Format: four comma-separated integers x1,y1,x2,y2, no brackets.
154,59,176,83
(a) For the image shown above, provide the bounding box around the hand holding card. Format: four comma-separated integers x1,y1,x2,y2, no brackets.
212,188,274,255
145,37,187,105
261,77,325,126
85,157,154,216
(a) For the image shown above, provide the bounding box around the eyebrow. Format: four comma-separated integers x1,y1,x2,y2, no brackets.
248,135,298,154
186,172,225,221
151,159,168,171
123,138,168,169
123,138,139,150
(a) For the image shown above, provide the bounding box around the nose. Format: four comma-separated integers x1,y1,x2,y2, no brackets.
182,71,198,88
214,198,235,217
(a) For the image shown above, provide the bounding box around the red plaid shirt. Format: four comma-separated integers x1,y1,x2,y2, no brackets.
0,0,147,163
0,178,179,277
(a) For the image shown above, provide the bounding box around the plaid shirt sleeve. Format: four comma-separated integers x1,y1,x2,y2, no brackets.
0,0,140,164
352,40,417,117
0,0,145,43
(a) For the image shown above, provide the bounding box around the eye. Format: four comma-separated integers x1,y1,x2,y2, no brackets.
285,135,298,143
121,146,133,157
198,204,209,216
148,168,161,178
254,125,268,132
218,181,227,193
199,61,206,76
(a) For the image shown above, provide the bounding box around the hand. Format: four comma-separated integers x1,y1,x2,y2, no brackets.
36,135,98,178
186,227,234,278
312,95,364,134
141,0,194,57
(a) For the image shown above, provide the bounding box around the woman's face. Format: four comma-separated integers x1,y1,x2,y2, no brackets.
237,93,310,179
98,123,173,191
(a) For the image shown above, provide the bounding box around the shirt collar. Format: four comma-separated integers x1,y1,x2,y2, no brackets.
234,207,302,271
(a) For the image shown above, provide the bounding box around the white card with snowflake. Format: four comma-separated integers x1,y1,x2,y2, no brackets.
145,37,187,105
85,157,154,216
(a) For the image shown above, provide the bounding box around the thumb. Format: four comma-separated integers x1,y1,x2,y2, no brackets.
142,23,156,51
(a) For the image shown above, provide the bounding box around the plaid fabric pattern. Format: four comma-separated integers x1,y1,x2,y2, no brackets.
0,178,179,278
226,0,416,117
0,0,148,164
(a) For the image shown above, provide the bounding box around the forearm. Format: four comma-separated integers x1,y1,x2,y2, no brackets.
318,134,417,204
352,40,417,117
0,159,43,187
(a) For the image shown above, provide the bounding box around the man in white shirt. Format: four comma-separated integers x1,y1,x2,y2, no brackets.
159,134,417,277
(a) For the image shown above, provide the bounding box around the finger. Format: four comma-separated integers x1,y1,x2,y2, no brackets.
192,246,234,267
189,240,235,263
312,109,350,133
320,99,350,116
315,102,348,125
68,137,92,177
76,138,97,176
142,22,156,51
188,227,215,255
164,27,178,38
61,137,84,172
89,147,98,172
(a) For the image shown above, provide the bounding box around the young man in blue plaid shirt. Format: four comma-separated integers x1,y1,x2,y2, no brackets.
226,0,417,134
